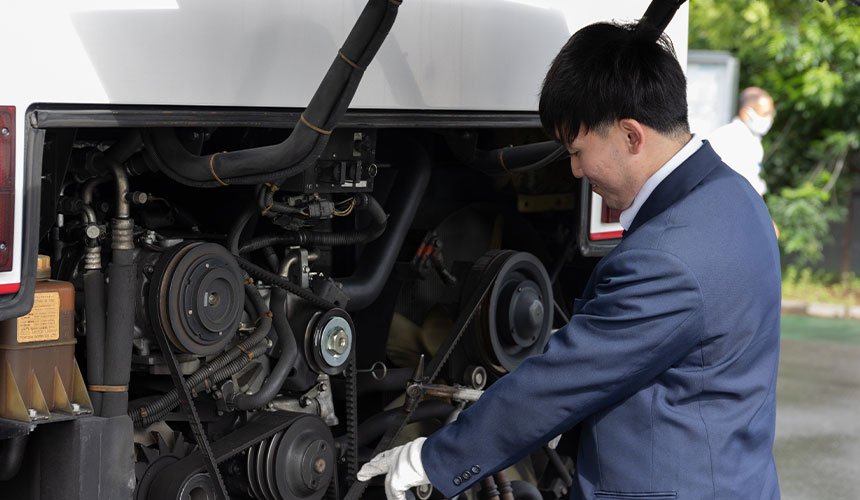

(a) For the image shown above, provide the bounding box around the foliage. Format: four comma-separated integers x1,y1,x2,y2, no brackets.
690,0,860,265
767,175,844,265
783,264,860,305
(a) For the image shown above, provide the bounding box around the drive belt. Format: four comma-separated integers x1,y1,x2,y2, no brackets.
343,250,514,500
151,320,230,500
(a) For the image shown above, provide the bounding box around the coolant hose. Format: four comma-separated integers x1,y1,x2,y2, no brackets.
84,269,106,415
352,400,455,448
339,138,432,310
470,141,568,176
233,287,299,410
146,0,401,187
510,481,543,500
0,436,27,481
100,219,136,417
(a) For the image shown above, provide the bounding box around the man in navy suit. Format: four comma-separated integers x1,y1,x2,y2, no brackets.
358,21,781,500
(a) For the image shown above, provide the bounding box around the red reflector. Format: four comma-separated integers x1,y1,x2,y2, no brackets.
0,106,15,273
591,230,623,241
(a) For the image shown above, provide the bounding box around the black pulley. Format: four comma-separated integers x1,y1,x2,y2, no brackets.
465,251,553,376
149,241,244,356
245,414,336,500
303,308,355,376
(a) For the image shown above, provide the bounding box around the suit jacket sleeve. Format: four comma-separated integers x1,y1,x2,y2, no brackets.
421,248,706,497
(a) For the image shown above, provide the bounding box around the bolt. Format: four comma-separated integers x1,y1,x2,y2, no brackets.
27,409,37,418
300,397,311,407
213,390,223,399
314,458,327,474
318,383,328,392
326,328,349,355
187,309,193,315
1,128,8,136
0,243,6,251
205,263,210,268
267,402,274,409
85,225,101,239
71,403,81,413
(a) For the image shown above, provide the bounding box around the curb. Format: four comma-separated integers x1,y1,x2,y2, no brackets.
782,299,860,321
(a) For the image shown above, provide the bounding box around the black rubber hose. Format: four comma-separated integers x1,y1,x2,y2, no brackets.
260,188,304,215
470,141,568,177
101,234,136,417
104,129,143,163
147,0,400,187
239,194,387,253
234,287,298,410
83,270,106,415
238,256,336,310
0,435,27,481
349,400,455,448
356,367,413,396
510,481,543,500
339,138,432,310
226,192,336,309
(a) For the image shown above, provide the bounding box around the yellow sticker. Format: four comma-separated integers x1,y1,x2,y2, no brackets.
16,292,61,343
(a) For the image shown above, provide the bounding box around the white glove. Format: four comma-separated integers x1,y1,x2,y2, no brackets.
356,437,430,500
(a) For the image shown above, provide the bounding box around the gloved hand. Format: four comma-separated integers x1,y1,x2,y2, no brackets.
356,437,430,500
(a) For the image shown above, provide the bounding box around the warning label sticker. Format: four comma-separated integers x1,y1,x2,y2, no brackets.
17,292,60,343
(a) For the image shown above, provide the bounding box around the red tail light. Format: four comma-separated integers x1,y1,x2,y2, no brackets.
0,106,15,272
601,200,621,223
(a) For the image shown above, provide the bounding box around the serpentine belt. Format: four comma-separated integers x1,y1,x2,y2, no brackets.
151,314,231,500
343,250,515,500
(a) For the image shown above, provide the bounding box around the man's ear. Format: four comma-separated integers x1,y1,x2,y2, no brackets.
618,118,644,154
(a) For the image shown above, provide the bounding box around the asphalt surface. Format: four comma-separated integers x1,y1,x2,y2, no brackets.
775,314,860,500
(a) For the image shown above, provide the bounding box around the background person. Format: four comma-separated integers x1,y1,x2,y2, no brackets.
707,86,776,196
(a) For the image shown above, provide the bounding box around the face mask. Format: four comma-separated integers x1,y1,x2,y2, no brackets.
743,107,774,136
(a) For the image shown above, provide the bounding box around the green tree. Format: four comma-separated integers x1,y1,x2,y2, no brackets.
690,0,860,270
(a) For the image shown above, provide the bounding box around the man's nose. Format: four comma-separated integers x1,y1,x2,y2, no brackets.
570,158,584,178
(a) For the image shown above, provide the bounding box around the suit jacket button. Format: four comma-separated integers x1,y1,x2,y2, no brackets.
471,465,481,474
453,477,462,486
462,471,472,480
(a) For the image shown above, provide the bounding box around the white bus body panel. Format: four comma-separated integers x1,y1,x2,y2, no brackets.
0,0,688,289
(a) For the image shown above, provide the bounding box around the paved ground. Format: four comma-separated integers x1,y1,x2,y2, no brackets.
775,314,860,500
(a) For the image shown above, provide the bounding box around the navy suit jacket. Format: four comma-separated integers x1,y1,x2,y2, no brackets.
421,143,781,500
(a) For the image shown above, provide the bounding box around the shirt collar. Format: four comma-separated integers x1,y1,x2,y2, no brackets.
619,134,704,230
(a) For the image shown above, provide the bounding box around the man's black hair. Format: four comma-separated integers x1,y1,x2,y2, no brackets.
539,22,690,144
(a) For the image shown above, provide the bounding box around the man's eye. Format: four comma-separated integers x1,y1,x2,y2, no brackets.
572,151,580,158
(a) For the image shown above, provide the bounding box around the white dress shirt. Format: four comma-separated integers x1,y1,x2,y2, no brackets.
619,135,704,230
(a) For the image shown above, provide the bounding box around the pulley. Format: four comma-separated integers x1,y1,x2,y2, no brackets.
303,308,355,376
465,250,553,377
149,241,244,356
245,414,336,500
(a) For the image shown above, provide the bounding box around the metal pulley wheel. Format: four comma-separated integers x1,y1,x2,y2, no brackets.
245,414,336,500
303,308,355,376
149,241,244,356
465,250,553,377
